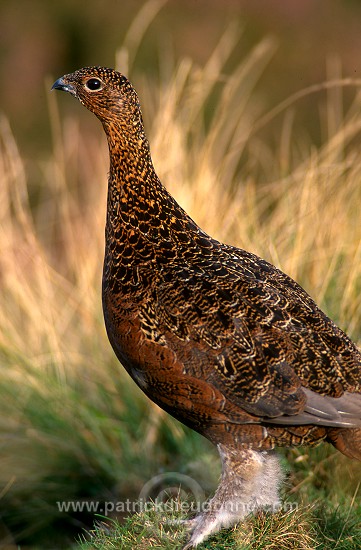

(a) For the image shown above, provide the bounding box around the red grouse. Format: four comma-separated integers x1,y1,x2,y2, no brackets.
52,67,361,548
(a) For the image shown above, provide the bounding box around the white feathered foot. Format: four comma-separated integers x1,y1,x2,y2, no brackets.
182,444,284,549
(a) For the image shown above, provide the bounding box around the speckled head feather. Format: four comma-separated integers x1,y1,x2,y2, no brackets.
52,66,139,125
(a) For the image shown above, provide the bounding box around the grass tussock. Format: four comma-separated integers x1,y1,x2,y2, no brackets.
0,7,360,549
77,500,361,549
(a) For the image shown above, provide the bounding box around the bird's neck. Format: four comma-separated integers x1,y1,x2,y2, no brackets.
104,121,167,221
102,121,204,291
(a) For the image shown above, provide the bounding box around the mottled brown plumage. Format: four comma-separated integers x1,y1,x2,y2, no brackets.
52,67,361,547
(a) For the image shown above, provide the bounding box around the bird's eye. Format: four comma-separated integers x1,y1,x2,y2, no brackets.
85,78,103,91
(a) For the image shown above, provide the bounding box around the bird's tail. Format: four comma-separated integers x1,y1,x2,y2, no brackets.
327,427,361,460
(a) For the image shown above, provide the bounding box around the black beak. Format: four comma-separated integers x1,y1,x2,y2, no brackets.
51,77,76,95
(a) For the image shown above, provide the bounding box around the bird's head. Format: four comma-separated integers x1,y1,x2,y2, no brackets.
52,66,141,127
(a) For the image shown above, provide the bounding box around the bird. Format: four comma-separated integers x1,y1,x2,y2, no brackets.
52,67,361,548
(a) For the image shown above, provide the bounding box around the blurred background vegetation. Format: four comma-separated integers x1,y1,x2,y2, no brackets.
2,0,361,155
0,1,361,548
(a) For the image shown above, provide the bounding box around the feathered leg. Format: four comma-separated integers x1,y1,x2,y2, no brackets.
183,444,283,549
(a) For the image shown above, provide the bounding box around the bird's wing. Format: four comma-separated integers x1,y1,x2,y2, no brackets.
149,246,361,428
270,387,361,427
